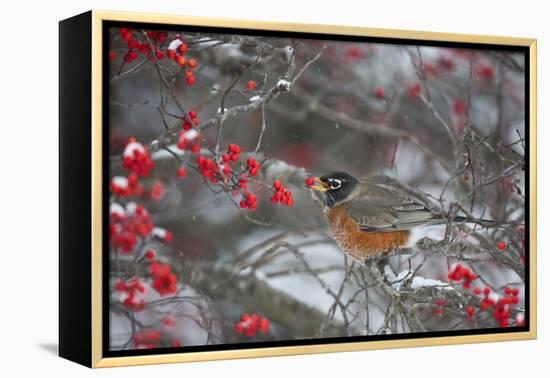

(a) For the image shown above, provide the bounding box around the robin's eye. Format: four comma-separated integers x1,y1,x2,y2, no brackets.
330,179,342,190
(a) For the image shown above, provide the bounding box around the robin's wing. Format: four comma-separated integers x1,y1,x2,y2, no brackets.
344,179,440,232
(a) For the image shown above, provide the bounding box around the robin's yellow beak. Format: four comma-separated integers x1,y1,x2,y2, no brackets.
309,177,329,192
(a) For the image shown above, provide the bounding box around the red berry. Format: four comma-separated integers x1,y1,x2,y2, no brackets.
186,75,196,86
108,50,116,61
305,177,315,187
183,121,192,130
150,180,165,201
176,167,186,178
453,98,468,114
139,43,150,55
177,42,188,53
478,65,494,79
187,58,197,68
434,308,442,316
175,55,186,66
127,40,139,49
188,110,198,119
473,287,481,295
167,49,176,59
374,86,385,98
483,287,491,296
145,249,155,260
273,180,282,190
407,82,421,98
157,33,167,44
466,306,474,317
497,241,506,251
124,50,138,63
246,80,257,90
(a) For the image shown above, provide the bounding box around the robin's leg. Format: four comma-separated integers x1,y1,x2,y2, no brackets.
363,247,414,284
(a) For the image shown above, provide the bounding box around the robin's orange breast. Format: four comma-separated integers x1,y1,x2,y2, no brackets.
326,205,410,261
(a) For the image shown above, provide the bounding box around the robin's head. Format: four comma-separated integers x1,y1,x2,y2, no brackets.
309,172,359,208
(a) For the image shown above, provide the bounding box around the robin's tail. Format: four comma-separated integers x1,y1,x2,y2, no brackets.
434,214,495,225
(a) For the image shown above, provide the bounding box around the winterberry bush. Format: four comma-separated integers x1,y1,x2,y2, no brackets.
108,27,526,350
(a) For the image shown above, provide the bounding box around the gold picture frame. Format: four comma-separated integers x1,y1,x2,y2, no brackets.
59,10,537,368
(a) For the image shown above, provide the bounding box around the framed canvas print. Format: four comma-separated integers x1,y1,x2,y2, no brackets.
59,10,537,368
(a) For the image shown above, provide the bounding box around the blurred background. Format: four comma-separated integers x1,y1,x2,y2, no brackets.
108,26,526,350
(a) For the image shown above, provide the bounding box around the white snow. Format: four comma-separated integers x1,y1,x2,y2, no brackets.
411,276,454,290
277,79,291,90
282,46,293,60
489,292,501,303
111,176,128,189
110,203,126,217
123,141,146,158
249,95,261,102
168,39,183,51
125,201,138,215
385,267,453,290
217,107,227,114
183,129,199,141
151,227,167,239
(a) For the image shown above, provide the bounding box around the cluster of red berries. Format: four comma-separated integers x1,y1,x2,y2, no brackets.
118,29,166,64
246,157,261,176
176,129,202,153
434,298,445,316
239,192,258,210
196,155,220,183
122,138,154,177
183,110,199,130
447,263,477,289
114,277,146,312
161,315,176,329
224,143,241,162
133,329,161,349
270,180,294,206
474,286,520,327
234,313,269,337
110,173,144,197
237,174,248,189
115,29,199,86
110,203,154,253
166,37,198,85
148,261,178,297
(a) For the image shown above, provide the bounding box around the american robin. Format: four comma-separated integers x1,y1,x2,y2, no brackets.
308,172,464,261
